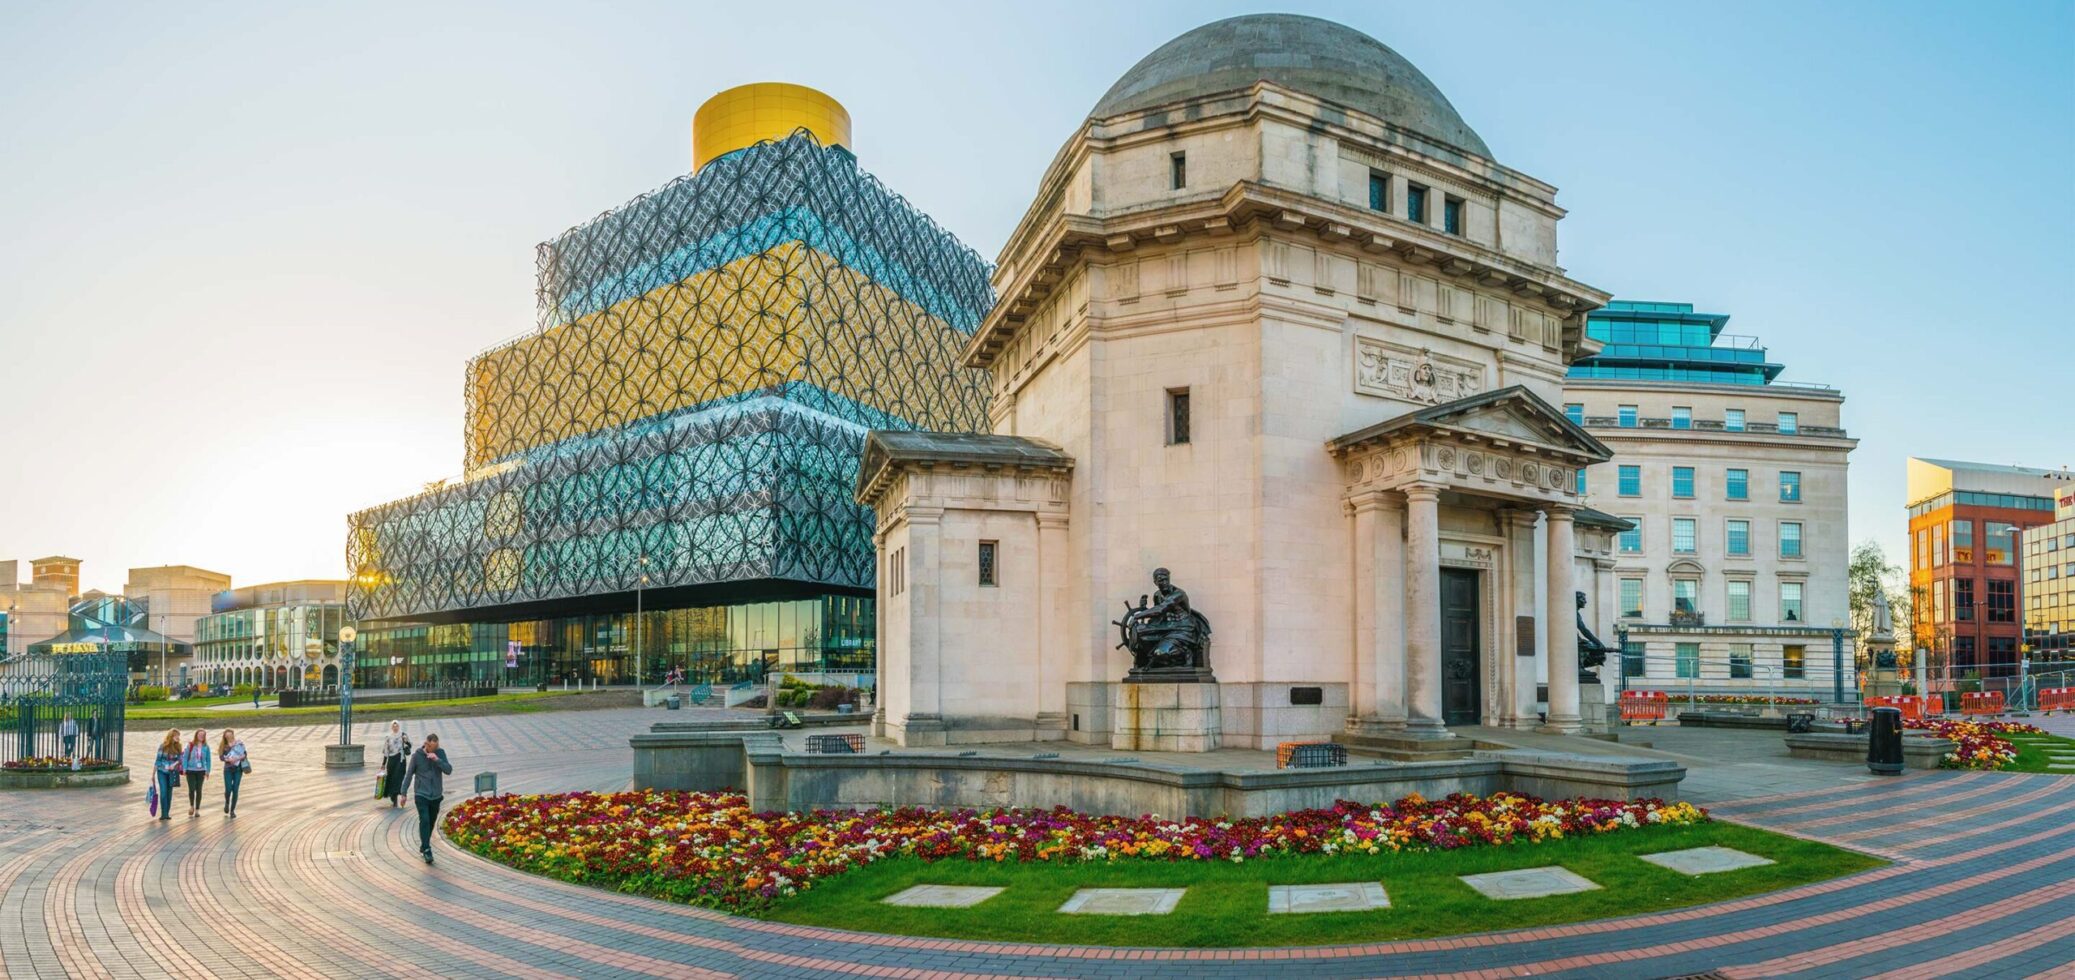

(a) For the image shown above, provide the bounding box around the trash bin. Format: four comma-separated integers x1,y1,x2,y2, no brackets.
1786,713,1815,734
666,696,682,710
1867,705,1904,775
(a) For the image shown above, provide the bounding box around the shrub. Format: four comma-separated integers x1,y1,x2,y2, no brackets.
232,683,254,698
131,686,170,703
808,685,858,711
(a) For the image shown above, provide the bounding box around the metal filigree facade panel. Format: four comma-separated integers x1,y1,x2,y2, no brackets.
350,131,991,623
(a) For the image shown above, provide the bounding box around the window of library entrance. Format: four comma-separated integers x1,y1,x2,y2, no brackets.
1441,568,1482,726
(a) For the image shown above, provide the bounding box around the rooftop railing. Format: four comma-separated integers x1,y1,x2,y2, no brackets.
1582,416,1849,438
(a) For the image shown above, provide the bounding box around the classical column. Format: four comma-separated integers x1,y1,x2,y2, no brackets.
1543,505,1581,733
1347,492,1406,733
1502,508,1541,728
872,528,889,737
1403,483,1447,737
1035,512,1070,732
1346,497,1373,733
903,506,945,739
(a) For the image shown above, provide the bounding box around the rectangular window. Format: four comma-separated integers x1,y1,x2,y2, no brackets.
1726,468,1749,500
1673,517,1697,554
1727,519,1751,556
1777,411,1798,434
1620,578,1643,618
1986,521,2016,564
1988,579,2015,623
1564,402,1584,424
1933,524,1945,566
1618,520,1642,554
1916,527,1929,571
1443,195,1464,235
1781,521,1803,558
1727,580,1752,621
1783,644,1806,679
1676,642,1699,679
1671,406,1692,430
1730,643,1753,679
1779,471,1802,502
1575,467,1587,495
1406,183,1428,224
977,541,998,587
1622,639,1645,678
1674,578,1698,614
1954,577,1975,621
1618,405,1638,428
1724,409,1746,432
1170,151,1186,190
1618,465,1641,496
1672,466,1695,498
1781,581,1804,623
1166,388,1191,445
1367,170,1390,211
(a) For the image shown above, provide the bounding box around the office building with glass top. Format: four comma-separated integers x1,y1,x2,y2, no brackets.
1564,300,1859,700
344,83,991,689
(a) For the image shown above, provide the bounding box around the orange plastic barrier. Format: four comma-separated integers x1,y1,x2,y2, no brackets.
1619,690,1668,725
1866,694,1926,721
1961,691,2007,716
2039,687,2074,714
1921,695,1944,717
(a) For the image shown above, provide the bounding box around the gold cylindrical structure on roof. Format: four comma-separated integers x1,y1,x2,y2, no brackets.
692,82,851,172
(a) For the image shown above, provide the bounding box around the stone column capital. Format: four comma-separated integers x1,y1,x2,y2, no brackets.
904,505,945,527
1035,512,1070,531
1348,488,1394,515
1542,503,1579,522
1499,507,1540,529
1402,482,1443,503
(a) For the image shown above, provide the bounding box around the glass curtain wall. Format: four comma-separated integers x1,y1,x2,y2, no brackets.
354,595,873,689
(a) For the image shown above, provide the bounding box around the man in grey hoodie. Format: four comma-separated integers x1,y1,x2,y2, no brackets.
402,733,453,864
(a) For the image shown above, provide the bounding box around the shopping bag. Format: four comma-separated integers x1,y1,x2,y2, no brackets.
147,782,159,817
375,774,385,799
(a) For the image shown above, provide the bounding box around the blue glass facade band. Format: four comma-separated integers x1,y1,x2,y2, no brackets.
1571,300,1785,386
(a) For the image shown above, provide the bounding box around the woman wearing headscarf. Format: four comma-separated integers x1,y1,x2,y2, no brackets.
379,721,411,808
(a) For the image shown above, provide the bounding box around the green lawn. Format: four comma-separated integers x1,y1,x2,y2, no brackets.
125,690,595,725
2002,731,2075,774
762,821,1881,947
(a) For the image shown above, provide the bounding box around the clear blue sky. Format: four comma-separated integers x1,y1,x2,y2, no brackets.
2,1,2069,593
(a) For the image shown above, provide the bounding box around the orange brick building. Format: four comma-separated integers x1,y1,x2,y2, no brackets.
1906,458,2068,679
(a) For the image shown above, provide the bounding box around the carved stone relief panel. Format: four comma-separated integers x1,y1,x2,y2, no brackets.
1354,338,1486,405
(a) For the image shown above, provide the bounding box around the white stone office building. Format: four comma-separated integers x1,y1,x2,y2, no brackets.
857,15,1636,750
1566,301,1857,699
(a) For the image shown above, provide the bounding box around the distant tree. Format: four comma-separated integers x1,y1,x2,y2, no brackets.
1847,542,1915,673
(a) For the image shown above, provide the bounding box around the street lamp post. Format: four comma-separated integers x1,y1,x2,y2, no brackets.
325,625,364,769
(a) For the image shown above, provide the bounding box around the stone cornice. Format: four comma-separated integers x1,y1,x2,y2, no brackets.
967,180,1610,370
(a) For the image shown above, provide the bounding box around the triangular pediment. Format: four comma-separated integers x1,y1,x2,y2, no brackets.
1329,386,1612,461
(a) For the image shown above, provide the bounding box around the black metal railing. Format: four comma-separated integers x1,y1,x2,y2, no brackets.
0,650,129,767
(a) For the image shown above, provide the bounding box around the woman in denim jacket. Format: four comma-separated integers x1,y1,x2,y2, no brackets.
180,729,212,818
152,730,183,822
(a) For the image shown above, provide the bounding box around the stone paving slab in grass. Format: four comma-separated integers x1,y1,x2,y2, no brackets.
1267,882,1389,914
1639,846,1777,876
1459,866,1601,900
880,885,1004,908
1058,888,1185,915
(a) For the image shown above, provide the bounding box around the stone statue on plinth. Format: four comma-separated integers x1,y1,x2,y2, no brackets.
1114,567,1215,683
1575,590,1609,682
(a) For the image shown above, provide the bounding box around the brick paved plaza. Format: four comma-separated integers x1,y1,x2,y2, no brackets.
1,707,2070,978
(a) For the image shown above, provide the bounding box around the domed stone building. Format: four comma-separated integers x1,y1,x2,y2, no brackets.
858,14,1627,750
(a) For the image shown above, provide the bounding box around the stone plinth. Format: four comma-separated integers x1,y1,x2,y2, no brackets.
1578,680,1613,735
323,743,366,769
1865,669,1905,699
0,766,130,789
1110,682,1221,752
1784,732,1951,770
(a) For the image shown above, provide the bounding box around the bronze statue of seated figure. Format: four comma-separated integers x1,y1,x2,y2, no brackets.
1114,568,1216,683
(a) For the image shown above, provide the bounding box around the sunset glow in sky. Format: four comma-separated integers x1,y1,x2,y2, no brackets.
2,0,2068,595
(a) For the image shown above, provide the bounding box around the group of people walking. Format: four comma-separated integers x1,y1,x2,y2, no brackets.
145,719,453,866
151,728,248,819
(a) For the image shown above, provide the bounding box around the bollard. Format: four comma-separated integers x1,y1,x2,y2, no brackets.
1867,706,1904,776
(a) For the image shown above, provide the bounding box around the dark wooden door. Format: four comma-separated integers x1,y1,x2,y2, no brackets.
1440,568,1481,727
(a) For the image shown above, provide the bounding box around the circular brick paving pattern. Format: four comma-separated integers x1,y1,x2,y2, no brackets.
2,709,2071,978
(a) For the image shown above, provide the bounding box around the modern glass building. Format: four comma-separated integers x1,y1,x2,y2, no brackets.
345,84,991,688
27,595,192,684
1570,300,1784,387
193,581,349,691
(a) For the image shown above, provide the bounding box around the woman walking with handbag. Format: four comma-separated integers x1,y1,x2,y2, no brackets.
379,721,410,808
218,730,248,817
151,730,183,822
181,729,212,818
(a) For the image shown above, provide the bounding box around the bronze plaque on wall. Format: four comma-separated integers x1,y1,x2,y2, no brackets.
1515,616,1537,657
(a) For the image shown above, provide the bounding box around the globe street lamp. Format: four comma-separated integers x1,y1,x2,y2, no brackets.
324,625,364,769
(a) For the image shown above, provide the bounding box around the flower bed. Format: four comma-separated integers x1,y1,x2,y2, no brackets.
1906,719,2045,770
1664,694,1821,706
444,790,1708,912
2,756,119,772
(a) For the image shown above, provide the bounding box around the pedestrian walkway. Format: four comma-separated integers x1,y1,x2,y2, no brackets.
1,709,2069,978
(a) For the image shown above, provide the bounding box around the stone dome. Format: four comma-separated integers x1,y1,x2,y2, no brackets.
1091,14,1490,159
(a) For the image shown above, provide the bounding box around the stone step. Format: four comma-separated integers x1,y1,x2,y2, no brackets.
1333,731,1476,763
